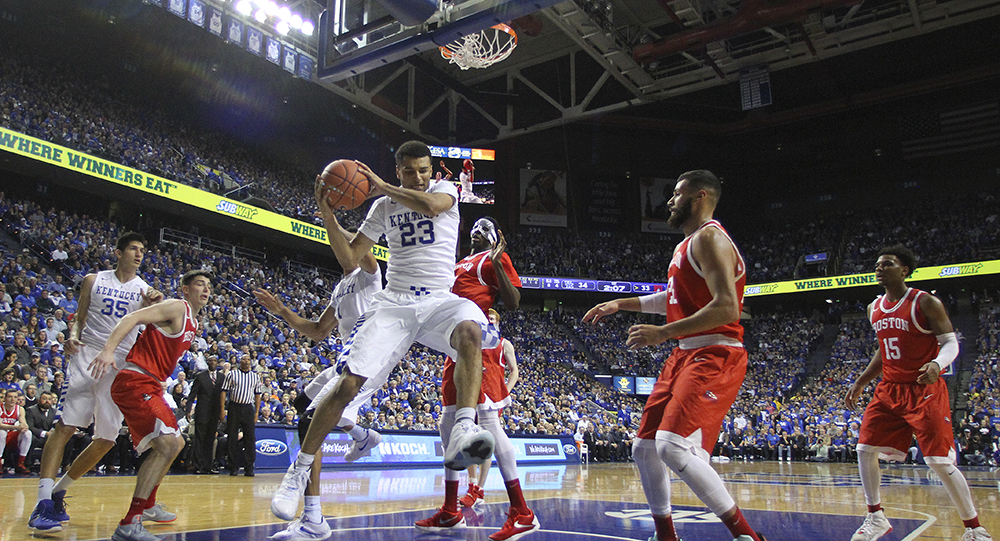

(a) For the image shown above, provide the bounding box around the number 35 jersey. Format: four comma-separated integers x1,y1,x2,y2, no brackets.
869,287,939,383
81,270,149,360
358,179,460,294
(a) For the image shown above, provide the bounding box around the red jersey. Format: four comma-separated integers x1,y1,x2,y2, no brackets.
869,288,938,383
665,220,746,342
1,403,20,426
124,301,198,382
453,250,521,314
482,339,512,407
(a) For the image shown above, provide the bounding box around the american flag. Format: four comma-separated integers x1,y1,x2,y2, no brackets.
899,102,1000,159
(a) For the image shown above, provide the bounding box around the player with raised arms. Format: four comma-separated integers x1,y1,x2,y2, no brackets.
584,170,767,541
270,141,500,524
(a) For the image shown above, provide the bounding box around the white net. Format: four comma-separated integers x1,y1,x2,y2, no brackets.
439,24,518,70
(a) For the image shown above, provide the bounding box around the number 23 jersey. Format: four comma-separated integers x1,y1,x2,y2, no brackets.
358,179,460,293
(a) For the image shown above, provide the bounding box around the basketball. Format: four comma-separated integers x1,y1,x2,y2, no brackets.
320,159,369,211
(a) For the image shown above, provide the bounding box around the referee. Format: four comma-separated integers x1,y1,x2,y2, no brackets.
221,355,263,476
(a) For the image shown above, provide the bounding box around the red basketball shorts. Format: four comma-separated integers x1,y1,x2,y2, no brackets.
637,345,748,455
858,378,954,460
111,369,179,454
441,355,487,410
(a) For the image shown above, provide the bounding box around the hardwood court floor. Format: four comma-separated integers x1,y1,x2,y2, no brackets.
2,461,997,541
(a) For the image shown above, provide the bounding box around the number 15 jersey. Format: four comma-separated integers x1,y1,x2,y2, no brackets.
869,287,939,383
81,270,149,361
358,179,460,294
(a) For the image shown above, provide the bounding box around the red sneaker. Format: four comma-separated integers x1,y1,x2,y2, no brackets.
489,507,539,541
414,507,467,532
459,484,484,508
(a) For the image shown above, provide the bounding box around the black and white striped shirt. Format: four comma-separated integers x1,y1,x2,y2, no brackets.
222,368,263,405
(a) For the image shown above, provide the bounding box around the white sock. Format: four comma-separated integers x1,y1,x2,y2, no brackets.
38,478,55,502
346,425,367,440
295,453,315,470
857,449,882,507
53,473,75,495
927,461,978,520
455,407,476,426
303,495,322,522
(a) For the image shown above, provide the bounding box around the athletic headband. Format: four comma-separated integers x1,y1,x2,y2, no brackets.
471,218,498,246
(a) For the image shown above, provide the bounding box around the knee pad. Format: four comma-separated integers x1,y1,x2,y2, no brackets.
439,411,455,448
298,410,314,442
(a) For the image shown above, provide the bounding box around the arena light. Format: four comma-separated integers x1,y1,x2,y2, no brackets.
301,19,314,36
289,14,302,29
275,20,290,35
235,0,253,15
278,6,291,20
254,8,267,22
264,0,279,16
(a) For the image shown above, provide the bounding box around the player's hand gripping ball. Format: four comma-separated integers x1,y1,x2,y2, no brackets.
320,159,370,210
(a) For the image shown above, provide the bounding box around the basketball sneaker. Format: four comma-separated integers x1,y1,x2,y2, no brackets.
272,465,311,521
459,483,484,508
52,490,71,522
962,527,993,541
444,422,495,471
489,507,539,541
269,515,332,541
142,501,177,523
112,516,163,541
851,510,892,541
27,500,63,532
734,534,768,541
344,428,381,462
414,507,467,532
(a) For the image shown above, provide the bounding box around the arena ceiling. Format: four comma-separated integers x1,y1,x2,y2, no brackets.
312,0,1000,145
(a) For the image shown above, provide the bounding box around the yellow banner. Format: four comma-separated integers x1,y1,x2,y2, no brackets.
0,127,387,262
744,260,1000,297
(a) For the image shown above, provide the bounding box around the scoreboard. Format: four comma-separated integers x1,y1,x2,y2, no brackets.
520,277,667,294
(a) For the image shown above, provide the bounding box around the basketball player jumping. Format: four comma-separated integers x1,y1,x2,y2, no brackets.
253,226,385,541
416,217,537,540
271,141,499,523
89,269,213,541
584,170,767,541
29,232,165,533
845,245,992,541
458,159,483,204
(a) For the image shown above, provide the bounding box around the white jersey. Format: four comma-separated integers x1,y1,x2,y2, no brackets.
80,270,149,362
459,170,473,193
358,179,460,293
331,264,383,340
304,265,382,400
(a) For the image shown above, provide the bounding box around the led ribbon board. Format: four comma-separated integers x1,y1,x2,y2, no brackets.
0,127,387,261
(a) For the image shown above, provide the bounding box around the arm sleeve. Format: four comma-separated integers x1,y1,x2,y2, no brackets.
639,291,669,315
930,332,958,371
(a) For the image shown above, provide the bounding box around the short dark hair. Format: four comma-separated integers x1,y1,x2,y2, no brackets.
678,169,722,200
395,140,431,165
116,231,147,252
877,244,918,277
181,269,214,286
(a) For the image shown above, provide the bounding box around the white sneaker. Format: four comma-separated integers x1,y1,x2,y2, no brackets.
963,527,993,541
444,422,495,471
344,429,381,462
271,465,311,521
270,516,332,541
851,510,892,541
112,518,162,541
142,502,177,523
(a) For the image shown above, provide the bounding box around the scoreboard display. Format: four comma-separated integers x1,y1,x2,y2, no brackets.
521,277,667,294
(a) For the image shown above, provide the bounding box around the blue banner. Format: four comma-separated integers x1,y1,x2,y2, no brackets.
613,376,635,393
282,46,297,74
266,36,281,64
247,27,263,56
636,376,656,395
298,55,313,80
227,18,243,45
168,0,185,17
209,8,223,36
255,427,579,469
187,0,205,27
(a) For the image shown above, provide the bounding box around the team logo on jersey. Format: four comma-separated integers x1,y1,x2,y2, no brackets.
183,331,195,343
703,390,718,403
142,393,152,401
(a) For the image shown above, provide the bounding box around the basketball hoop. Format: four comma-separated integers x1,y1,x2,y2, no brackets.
439,23,518,70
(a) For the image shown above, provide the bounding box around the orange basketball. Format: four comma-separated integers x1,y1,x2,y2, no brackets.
320,159,369,211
